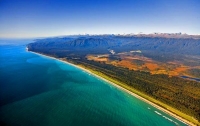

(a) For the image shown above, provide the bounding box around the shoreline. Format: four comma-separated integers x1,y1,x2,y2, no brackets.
28,50,196,126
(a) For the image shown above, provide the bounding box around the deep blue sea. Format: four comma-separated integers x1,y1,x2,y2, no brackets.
0,44,188,126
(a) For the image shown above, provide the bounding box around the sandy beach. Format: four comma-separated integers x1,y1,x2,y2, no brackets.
28,49,196,126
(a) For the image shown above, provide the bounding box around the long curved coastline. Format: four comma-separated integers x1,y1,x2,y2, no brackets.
27,48,197,126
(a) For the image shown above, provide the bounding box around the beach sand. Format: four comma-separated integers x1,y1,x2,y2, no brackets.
28,50,196,126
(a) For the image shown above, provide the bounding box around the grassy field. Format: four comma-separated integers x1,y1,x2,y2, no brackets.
87,53,200,79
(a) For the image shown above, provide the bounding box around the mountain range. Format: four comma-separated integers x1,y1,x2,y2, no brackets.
27,34,200,57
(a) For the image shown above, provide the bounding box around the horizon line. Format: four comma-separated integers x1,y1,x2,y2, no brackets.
0,32,200,39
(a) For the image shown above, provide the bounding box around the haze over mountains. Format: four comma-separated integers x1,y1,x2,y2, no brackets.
27,33,200,57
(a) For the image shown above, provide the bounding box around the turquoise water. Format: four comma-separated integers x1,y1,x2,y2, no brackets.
0,45,188,126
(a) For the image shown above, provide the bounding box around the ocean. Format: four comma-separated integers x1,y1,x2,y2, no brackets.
0,44,188,126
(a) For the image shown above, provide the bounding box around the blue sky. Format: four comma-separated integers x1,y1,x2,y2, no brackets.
0,0,199,38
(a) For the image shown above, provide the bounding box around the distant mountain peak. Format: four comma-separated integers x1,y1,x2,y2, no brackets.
116,32,200,39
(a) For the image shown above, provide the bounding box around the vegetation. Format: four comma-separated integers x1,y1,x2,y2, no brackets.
187,69,200,78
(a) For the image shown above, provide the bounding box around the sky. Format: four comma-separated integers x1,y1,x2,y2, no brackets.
0,0,200,38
